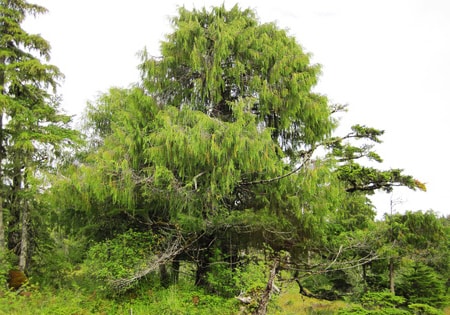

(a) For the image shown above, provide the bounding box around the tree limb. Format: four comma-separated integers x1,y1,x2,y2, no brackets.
239,148,314,186
110,232,201,292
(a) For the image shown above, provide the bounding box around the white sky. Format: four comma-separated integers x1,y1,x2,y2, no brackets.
24,0,450,219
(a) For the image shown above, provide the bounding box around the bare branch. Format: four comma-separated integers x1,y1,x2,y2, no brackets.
110,232,202,292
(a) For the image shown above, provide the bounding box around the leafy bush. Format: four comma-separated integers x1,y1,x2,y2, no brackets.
206,249,268,298
84,229,160,294
29,232,88,288
233,257,268,294
0,249,16,287
206,248,236,297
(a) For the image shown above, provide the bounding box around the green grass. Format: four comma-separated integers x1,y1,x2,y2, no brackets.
1,282,448,314
0,284,239,315
268,283,350,315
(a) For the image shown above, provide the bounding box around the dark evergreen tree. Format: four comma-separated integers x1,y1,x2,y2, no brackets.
397,262,447,308
0,0,79,272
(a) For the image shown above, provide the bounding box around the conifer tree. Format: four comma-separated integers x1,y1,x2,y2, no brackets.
53,5,428,295
0,0,79,271
139,4,334,156
398,262,446,308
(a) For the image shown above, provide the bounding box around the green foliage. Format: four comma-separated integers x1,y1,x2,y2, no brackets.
0,0,81,272
328,124,426,195
11,4,445,313
361,211,448,299
397,262,447,308
336,291,414,314
337,305,372,315
206,248,236,297
400,211,446,251
145,101,281,214
205,248,271,300
233,256,269,294
0,248,16,283
361,291,406,309
28,228,88,288
49,7,437,308
140,4,333,149
127,284,239,315
84,229,160,294
338,290,446,315
337,163,420,194
0,288,120,315
339,308,410,315
408,303,444,315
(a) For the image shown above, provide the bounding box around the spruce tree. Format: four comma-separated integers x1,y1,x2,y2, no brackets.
0,0,79,271
398,262,446,308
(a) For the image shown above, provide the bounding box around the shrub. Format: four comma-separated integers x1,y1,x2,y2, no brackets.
361,291,406,309
0,249,16,287
84,229,160,295
408,303,444,315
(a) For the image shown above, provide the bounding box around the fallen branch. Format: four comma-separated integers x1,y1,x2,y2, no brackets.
110,233,199,292
295,278,317,298
253,257,280,315
236,291,252,304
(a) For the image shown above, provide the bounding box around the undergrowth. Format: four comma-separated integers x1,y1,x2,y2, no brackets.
1,281,448,314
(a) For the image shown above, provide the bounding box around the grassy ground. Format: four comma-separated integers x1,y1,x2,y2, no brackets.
0,285,350,315
1,283,448,314
270,289,349,314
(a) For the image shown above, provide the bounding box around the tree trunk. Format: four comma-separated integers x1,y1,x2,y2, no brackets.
18,201,29,271
172,258,180,284
0,196,4,254
195,234,214,287
254,257,279,315
195,258,210,287
0,70,5,257
8,164,23,253
362,263,368,292
389,257,395,295
159,264,170,288
362,263,367,282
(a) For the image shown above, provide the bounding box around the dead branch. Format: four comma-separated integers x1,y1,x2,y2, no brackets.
253,257,280,315
110,232,199,292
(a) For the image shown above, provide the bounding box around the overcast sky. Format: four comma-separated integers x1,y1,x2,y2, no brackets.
24,0,450,218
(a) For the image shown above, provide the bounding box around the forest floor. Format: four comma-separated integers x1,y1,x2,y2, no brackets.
0,282,449,314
